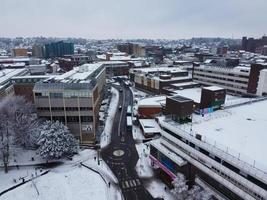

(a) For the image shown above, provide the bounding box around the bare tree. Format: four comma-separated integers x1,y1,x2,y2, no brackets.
0,96,36,173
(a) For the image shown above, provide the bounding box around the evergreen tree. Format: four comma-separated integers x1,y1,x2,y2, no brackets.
37,120,79,159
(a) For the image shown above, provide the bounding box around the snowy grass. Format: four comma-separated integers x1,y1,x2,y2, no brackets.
0,149,122,200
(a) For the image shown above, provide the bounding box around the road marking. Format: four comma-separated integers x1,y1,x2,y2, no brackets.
131,180,137,187
125,180,130,188
135,179,141,185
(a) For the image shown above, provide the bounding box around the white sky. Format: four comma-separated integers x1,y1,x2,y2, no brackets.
0,0,267,39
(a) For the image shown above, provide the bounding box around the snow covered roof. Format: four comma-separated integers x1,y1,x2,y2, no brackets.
191,100,267,172
55,63,104,83
0,68,28,85
150,139,186,166
203,86,224,91
171,82,199,88
161,99,267,174
131,67,186,74
139,119,161,134
172,88,202,103
138,96,166,108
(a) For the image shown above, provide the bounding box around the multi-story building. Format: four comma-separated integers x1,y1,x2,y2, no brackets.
12,48,28,57
150,99,267,200
117,43,146,57
44,41,74,58
100,61,129,77
32,44,44,58
0,68,28,98
130,67,192,94
58,54,94,71
242,36,267,53
12,75,53,102
33,63,106,144
193,63,267,96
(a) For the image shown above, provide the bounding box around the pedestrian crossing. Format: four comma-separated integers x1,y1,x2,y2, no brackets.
121,179,141,189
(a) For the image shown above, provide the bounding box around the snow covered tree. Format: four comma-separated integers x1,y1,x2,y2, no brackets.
171,173,212,200
37,120,79,159
0,96,37,172
171,173,189,199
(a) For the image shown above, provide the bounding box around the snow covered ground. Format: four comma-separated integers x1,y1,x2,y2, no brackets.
144,178,175,200
0,147,46,167
100,87,119,149
0,149,122,200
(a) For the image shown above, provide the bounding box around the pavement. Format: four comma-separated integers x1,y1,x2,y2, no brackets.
101,83,154,200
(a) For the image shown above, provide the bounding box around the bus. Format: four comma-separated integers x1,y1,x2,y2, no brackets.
127,105,132,116
126,116,132,132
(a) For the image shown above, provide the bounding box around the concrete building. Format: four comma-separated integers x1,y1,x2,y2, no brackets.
0,68,28,98
12,75,53,102
117,43,146,57
130,67,192,94
150,100,267,200
33,63,106,144
100,61,129,77
193,64,267,96
32,44,44,58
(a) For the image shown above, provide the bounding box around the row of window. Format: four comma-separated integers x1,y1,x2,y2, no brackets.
194,69,249,79
163,136,264,200
35,91,92,98
42,116,93,123
162,127,267,191
37,107,92,111
194,73,248,85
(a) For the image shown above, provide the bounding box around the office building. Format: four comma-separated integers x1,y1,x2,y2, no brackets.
193,63,267,96
33,63,106,144
130,67,192,94
44,41,74,58
32,44,44,58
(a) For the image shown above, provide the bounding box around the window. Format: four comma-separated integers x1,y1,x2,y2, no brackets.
52,116,65,122
80,107,92,111
66,107,79,111
51,107,64,111
67,116,79,123
81,116,93,122
50,93,63,98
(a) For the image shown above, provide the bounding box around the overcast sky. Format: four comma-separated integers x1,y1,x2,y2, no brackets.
1,0,266,39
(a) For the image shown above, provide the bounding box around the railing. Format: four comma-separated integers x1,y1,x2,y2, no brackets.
162,118,267,181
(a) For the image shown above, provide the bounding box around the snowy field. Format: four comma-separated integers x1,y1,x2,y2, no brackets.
0,149,122,200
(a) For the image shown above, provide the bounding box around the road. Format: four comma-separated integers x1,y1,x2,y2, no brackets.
101,83,154,200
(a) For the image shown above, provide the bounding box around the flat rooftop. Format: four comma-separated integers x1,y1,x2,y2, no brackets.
131,67,186,74
138,96,166,107
55,63,104,83
0,68,27,85
190,100,267,172
170,87,254,104
139,119,161,134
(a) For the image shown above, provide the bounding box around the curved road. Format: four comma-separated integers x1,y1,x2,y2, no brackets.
101,83,154,200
